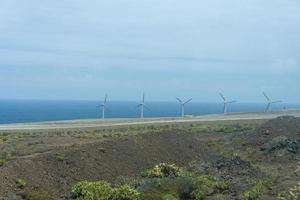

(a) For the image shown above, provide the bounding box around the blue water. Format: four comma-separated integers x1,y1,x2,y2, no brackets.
0,100,299,124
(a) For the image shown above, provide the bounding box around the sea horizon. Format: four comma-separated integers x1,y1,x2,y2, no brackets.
0,99,299,124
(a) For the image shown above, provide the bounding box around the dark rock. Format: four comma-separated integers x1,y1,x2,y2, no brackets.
262,136,299,154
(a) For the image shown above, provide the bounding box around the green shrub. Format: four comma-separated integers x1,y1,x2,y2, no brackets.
243,179,272,200
139,165,228,200
140,177,193,200
72,181,140,200
142,163,182,178
113,185,141,200
16,178,27,189
162,194,179,200
71,181,114,200
71,166,229,200
243,189,260,200
191,189,205,200
191,175,228,200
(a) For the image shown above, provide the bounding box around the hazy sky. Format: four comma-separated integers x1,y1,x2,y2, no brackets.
0,0,299,102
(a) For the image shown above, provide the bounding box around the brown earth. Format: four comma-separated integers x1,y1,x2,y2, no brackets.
0,131,216,200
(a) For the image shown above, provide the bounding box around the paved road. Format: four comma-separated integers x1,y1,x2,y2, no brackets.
0,110,299,131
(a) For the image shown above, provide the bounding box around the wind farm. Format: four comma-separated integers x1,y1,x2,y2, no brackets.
91,92,285,120
0,91,296,131
1,0,300,199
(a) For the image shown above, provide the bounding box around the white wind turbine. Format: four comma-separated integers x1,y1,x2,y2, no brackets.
97,94,108,119
219,93,236,114
176,97,192,117
137,93,148,118
263,92,282,112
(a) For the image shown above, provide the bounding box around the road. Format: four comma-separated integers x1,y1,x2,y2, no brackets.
0,109,300,131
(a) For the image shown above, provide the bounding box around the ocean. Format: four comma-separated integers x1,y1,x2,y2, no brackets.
0,100,299,124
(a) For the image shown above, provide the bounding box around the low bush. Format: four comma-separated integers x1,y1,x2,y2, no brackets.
140,177,193,200
71,180,141,200
277,183,300,200
72,181,114,200
140,164,228,200
191,175,228,200
243,179,272,200
16,178,27,189
142,163,182,178
71,164,229,200
113,185,141,200
162,194,179,200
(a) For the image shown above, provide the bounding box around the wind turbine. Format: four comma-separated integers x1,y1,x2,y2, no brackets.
263,92,282,112
176,97,192,117
137,93,147,118
219,93,236,114
97,94,108,119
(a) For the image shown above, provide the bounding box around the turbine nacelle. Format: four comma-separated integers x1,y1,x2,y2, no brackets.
263,92,282,112
219,93,236,114
176,97,192,117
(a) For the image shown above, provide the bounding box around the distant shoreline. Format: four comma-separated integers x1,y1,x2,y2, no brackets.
1,100,299,125
1,109,300,131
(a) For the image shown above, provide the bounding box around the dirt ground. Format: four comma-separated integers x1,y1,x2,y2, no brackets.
0,116,299,200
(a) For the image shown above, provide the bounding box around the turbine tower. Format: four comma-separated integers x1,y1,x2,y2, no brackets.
98,94,108,119
219,93,236,114
263,92,282,112
176,97,192,117
137,93,146,118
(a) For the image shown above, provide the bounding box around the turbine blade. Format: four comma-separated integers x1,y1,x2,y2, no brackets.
272,100,282,104
176,97,182,103
263,92,270,101
265,103,271,112
142,93,145,103
183,98,192,105
228,100,236,104
219,93,226,101
104,94,108,104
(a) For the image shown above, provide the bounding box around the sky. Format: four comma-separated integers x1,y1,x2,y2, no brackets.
0,0,299,102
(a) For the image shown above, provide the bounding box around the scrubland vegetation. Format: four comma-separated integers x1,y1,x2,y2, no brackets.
0,117,299,199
